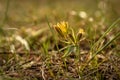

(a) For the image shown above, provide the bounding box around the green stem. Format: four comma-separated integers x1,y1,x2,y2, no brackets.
2,0,10,26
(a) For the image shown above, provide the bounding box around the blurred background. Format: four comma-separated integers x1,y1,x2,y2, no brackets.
0,0,120,27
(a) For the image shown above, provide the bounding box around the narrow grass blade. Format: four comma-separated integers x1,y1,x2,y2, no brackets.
2,0,10,25
88,31,120,63
92,18,120,50
46,16,54,36
45,16,60,52
62,45,74,58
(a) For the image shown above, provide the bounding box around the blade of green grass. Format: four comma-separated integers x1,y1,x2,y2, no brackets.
2,0,10,25
45,16,60,52
46,16,54,37
88,31,120,63
0,0,10,35
92,18,120,50
85,18,120,66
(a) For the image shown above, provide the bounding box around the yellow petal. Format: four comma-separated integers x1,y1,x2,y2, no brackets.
54,21,68,37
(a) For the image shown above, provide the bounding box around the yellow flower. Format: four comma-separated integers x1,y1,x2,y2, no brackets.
77,28,85,41
78,28,85,35
54,21,68,37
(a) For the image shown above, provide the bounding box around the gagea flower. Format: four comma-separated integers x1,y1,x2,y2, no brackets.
78,28,85,35
77,28,85,41
54,21,68,37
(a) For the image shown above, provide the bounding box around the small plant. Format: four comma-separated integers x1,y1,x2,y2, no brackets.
53,21,85,57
